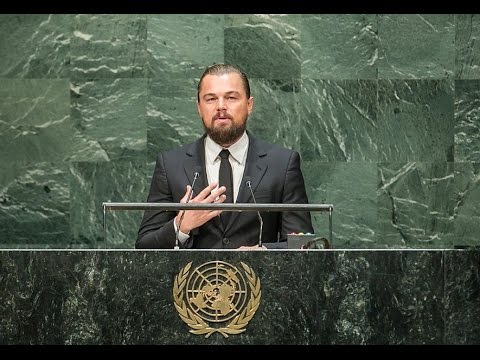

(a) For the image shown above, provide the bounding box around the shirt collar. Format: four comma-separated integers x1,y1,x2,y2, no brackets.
205,131,249,165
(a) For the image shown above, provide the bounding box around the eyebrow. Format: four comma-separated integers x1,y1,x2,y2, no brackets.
202,90,241,99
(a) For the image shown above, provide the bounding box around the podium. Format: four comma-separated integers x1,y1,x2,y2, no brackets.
0,248,479,344
0,203,478,344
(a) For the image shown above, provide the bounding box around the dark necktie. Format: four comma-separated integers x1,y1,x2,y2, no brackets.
218,149,233,224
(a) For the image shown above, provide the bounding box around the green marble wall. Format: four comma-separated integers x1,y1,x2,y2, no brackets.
1,14,480,249
0,249,478,344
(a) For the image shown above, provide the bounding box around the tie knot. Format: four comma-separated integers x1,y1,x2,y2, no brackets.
219,149,230,160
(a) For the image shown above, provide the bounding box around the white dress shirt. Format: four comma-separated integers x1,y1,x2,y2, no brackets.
204,131,249,202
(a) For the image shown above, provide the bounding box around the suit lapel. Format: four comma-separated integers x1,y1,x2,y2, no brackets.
183,137,207,194
224,134,268,233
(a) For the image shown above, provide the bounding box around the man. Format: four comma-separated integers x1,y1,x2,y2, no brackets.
136,63,313,249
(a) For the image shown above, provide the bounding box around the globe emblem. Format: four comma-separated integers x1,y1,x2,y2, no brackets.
186,261,249,322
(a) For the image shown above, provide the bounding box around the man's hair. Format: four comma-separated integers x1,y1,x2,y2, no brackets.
197,63,251,102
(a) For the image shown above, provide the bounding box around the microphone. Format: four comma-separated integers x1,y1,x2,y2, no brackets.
244,176,263,248
174,166,202,249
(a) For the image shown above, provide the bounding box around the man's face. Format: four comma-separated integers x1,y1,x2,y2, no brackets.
197,73,253,147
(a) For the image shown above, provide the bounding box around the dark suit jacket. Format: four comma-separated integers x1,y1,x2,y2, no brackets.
136,131,313,249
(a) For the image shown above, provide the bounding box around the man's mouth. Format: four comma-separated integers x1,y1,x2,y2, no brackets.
213,113,232,121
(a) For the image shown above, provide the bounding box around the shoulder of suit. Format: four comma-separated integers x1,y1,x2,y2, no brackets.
158,138,201,159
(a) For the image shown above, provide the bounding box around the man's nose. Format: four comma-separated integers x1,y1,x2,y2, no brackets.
217,97,226,110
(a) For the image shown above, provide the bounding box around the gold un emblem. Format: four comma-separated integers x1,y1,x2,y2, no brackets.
173,261,261,338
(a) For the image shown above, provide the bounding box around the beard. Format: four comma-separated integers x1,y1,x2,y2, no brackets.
203,115,247,146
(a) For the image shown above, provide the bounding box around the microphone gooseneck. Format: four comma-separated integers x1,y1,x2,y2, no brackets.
245,176,263,248
174,167,201,249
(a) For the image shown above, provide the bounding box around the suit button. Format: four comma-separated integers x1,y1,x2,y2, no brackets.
222,237,229,245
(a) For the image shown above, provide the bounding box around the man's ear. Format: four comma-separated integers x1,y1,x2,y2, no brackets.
247,97,254,115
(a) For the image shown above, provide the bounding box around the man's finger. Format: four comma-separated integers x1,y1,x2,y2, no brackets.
203,186,226,203
180,185,191,203
193,182,219,201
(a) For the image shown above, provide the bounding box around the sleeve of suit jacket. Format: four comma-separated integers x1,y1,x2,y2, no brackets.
136,153,179,249
280,150,314,240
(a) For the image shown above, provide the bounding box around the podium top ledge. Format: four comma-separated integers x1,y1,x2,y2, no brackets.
102,202,333,212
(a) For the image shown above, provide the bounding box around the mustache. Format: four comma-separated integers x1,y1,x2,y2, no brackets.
212,113,233,121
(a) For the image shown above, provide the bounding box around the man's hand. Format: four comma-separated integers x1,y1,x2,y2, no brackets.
237,245,267,250
175,183,226,234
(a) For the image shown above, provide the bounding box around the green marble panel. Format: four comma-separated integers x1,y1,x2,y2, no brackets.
70,78,147,162
378,14,454,79
0,250,450,344
377,80,454,162
444,250,480,344
224,14,301,79
70,14,147,78
146,14,224,79
0,251,105,344
377,162,454,248
301,14,378,79
452,163,480,248
0,163,70,248
248,79,301,151
303,161,377,248
455,15,480,79
147,77,202,161
299,79,378,162
454,80,480,162
0,14,71,78
331,251,443,344
0,13,475,250
70,161,148,249
0,79,73,166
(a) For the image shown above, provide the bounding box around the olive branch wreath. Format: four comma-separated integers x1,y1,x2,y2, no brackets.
173,261,261,338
